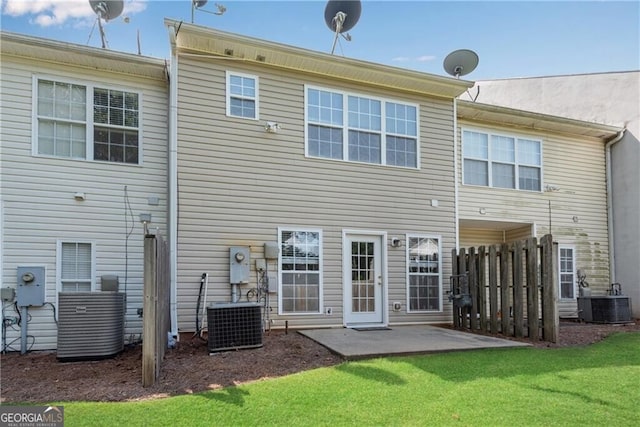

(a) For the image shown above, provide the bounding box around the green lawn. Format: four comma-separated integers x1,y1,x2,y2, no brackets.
56,332,640,426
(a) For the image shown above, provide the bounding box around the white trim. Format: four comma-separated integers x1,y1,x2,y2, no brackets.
168,25,179,338
405,234,443,313
461,126,543,192
277,227,323,316
558,244,577,301
341,229,388,327
31,74,144,165
304,84,421,170
225,70,259,120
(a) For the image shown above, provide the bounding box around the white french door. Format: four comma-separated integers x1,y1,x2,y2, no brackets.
343,232,385,326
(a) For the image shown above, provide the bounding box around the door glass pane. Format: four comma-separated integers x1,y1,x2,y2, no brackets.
352,241,375,313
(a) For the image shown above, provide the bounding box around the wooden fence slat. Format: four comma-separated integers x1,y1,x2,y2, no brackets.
451,235,557,343
488,245,499,334
468,247,478,330
458,248,467,329
541,235,559,342
526,237,539,340
451,248,459,328
513,240,524,338
500,243,511,336
478,246,487,332
142,232,171,388
142,236,157,388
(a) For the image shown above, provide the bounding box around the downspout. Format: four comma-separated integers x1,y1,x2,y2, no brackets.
605,129,626,284
453,99,460,250
168,25,179,339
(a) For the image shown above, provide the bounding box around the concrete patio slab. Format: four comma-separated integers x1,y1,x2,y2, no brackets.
299,325,531,359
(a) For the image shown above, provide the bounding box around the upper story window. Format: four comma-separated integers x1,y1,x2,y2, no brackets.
35,78,140,164
462,129,541,191
226,72,258,119
306,86,419,168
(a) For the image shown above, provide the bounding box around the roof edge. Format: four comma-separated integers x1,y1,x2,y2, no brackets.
0,31,167,81
457,99,623,140
165,18,473,99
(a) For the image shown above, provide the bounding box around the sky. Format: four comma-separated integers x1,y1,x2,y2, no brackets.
1,0,638,80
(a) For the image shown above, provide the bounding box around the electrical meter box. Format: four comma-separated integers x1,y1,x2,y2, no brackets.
230,246,250,285
16,266,46,307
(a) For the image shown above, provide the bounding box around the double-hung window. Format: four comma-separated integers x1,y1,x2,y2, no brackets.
407,235,441,312
559,246,576,300
35,78,140,164
226,71,258,119
306,86,418,168
463,130,541,191
57,241,95,292
279,228,322,314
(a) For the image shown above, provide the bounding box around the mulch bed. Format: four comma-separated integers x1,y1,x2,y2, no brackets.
1,320,638,403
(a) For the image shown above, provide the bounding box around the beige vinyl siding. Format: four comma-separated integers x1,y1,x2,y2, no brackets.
457,121,610,317
505,225,534,242
460,225,532,248
460,229,506,248
176,55,457,330
0,54,168,350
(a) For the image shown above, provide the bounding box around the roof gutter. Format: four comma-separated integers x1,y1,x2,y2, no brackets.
605,129,626,283
168,24,179,339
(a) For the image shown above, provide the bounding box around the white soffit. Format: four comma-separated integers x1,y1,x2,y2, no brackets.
166,19,473,99
457,100,622,140
0,31,167,82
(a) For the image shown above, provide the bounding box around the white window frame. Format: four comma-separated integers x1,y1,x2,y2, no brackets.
32,75,143,165
406,234,442,313
558,245,576,301
304,85,420,169
462,127,543,191
56,240,96,293
226,71,259,120
277,227,323,315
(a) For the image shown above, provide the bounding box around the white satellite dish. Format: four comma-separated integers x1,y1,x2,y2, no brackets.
191,0,226,23
324,0,362,54
443,49,479,78
89,0,124,48
89,0,124,21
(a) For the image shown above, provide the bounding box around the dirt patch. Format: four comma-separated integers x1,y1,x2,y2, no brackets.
1,321,638,403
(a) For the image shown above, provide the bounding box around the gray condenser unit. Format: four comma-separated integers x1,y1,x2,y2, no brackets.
577,296,632,324
57,292,125,361
207,302,263,353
